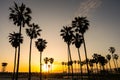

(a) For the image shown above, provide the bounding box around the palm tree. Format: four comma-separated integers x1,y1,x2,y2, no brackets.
113,54,119,71
72,16,90,76
2,62,8,72
44,57,49,72
72,33,83,77
62,62,65,72
60,26,74,79
26,23,41,80
106,54,112,72
35,38,47,80
8,32,23,80
89,59,94,73
98,55,107,71
9,2,32,80
73,60,77,73
92,53,99,73
49,58,54,72
108,47,116,69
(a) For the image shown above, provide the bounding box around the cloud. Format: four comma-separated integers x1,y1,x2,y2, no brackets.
74,0,102,17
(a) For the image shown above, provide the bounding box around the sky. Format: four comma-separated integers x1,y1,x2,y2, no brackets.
0,0,120,72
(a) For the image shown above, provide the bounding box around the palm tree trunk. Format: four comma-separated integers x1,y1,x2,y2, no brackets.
77,48,83,80
28,39,32,80
40,52,42,80
96,64,98,73
116,60,118,71
112,54,116,69
82,35,90,79
67,44,74,80
15,25,22,80
67,47,70,78
12,47,17,80
108,61,112,72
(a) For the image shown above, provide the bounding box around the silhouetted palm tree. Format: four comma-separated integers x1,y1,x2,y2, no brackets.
44,57,49,72
62,62,65,72
113,54,119,71
89,59,94,73
2,62,8,72
26,23,41,80
106,54,112,72
72,16,90,76
108,47,116,69
92,53,99,73
73,60,77,73
72,33,83,77
35,38,47,80
98,55,107,71
49,58,54,72
9,32,23,80
9,2,32,80
60,26,74,79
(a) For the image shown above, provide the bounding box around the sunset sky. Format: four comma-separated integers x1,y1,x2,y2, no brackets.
0,0,120,72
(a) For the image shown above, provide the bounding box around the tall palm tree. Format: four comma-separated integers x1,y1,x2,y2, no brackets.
26,23,41,80
44,57,49,72
113,54,119,71
108,47,116,69
72,16,90,76
106,54,112,72
72,33,83,78
60,26,74,79
8,32,23,80
35,38,47,80
9,2,32,80
49,58,54,72
2,62,8,72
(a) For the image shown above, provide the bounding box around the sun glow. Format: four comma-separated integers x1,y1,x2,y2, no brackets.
42,64,48,72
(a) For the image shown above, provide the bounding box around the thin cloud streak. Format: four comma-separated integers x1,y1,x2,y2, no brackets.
74,0,102,17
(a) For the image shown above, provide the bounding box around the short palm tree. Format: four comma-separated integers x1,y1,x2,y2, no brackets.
26,23,41,80
73,60,77,73
98,55,107,71
2,62,8,72
106,54,112,72
108,47,116,69
44,57,49,72
60,26,74,79
9,2,32,80
62,62,65,72
72,16,90,75
9,32,23,80
113,54,119,71
92,53,99,73
49,58,54,72
35,38,47,80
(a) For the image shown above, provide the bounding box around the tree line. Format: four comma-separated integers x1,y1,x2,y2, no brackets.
8,2,47,80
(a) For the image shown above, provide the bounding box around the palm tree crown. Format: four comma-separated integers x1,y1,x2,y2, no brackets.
109,47,115,54
72,16,89,35
9,2,32,27
106,54,111,61
26,23,42,39
49,58,54,64
60,26,73,45
35,38,47,52
113,54,119,60
72,33,83,48
44,57,49,64
9,32,23,48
